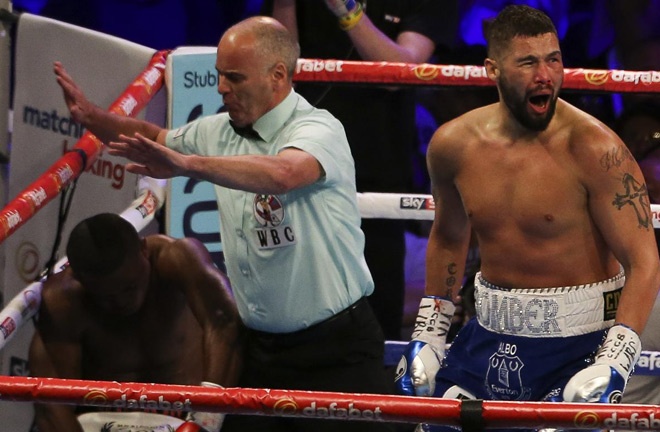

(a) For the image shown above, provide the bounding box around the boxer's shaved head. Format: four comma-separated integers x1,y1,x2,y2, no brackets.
66,213,140,278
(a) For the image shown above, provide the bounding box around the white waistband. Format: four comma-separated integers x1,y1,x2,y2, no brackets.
77,411,184,432
474,271,624,337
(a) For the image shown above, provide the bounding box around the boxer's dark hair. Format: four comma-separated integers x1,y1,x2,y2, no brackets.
486,5,558,58
66,213,140,277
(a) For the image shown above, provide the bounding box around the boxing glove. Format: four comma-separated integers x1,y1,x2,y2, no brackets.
395,296,455,396
184,381,225,432
563,324,641,403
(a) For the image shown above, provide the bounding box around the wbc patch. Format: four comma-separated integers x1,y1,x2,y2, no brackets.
252,194,297,250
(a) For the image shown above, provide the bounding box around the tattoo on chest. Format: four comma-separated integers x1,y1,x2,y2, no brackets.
612,173,651,229
600,146,633,172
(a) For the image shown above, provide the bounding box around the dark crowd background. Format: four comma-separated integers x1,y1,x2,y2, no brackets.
11,0,660,198
8,0,660,338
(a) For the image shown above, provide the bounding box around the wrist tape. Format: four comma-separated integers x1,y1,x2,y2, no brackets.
338,1,364,31
411,296,455,355
594,324,641,380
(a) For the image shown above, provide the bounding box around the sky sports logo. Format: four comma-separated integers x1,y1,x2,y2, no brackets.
400,196,435,211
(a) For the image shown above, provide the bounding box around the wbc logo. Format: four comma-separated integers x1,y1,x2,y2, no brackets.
253,195,296,250
254,194,284,227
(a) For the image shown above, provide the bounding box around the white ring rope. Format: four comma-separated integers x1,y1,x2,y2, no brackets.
357,192,660,228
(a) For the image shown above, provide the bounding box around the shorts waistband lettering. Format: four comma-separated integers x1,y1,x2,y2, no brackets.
475,271,624,337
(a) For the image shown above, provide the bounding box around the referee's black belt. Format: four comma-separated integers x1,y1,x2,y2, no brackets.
248,297,370,346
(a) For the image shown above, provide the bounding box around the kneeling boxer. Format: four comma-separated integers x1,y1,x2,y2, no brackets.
29,213,243,432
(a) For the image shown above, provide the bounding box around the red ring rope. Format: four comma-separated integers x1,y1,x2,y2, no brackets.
294,59,660,94
2,56,659,244
0,50,168,244
2,376,660,430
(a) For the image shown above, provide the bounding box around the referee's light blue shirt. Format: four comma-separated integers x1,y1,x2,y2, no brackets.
167,90,374,332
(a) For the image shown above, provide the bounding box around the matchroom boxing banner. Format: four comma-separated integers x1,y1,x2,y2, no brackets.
1,13,165,431
165,47,225,269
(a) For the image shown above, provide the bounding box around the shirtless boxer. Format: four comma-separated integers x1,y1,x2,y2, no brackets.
29,213,243,432
395,5,660,432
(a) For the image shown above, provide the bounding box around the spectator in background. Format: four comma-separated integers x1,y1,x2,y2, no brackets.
263,0,459,341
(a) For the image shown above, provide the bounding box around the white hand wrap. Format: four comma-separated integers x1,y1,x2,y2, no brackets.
594,324,641,380
411,296,455,357
185,382,225,432
563,324,641,403
395,296,455,396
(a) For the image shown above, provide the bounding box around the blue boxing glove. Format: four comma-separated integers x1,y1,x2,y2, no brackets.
563,324,641,403
395,296,455,396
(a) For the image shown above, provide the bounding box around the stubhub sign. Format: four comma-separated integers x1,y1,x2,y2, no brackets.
166,47,225,268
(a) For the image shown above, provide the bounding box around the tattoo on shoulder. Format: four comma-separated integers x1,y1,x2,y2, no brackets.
612,173,651,229
600,146,634,172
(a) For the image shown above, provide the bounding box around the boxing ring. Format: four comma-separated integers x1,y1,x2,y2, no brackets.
1,11,660,432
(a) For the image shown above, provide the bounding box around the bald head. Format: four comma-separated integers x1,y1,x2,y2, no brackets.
221,16,300,79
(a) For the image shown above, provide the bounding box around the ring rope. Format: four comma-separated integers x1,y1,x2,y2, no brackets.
294,59,660,94
2,376,660,430
2,56,658,244
357,192,660,229
0,49,169,245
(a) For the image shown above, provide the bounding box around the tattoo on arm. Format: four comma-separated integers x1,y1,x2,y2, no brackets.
612,173,651,229
446,263,458,297
600,146,634,172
